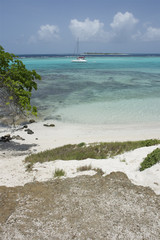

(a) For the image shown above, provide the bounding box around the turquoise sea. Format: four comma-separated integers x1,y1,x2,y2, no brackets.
21,54,160,126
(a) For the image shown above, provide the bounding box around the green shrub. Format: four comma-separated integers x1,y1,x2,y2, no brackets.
77,142,86,147
54,169,65,177
140,148,160,171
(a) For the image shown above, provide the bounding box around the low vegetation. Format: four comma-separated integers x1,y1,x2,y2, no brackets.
54,168,65,178
25,139,160,170
0,46,41,126
77,165,104,175
77,164,92,172
140,148,160,171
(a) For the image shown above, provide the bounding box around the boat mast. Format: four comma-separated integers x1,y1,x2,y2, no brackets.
77,38,79,56
74,38,79,56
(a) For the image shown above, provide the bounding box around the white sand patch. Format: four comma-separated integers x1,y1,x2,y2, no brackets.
0,120,160,195
32,145,160,194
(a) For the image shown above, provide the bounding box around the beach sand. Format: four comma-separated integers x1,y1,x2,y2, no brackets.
0,120,160,195
0,120,160,239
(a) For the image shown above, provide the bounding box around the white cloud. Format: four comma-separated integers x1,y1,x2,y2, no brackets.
141,27,160,41
29,24,60,43
69,13,139,43
133,26,160,42
110,12,138,37
38,24,59,41
110,12,160,43
69,18,110,41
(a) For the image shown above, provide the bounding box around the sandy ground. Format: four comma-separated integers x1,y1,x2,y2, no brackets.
0,120,160,239
0,120,160,194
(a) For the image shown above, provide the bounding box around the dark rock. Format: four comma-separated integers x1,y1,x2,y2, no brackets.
12,135,25,141
49,124,55,127
29,119,36,123
25,129,34,135
43,123,55,127
0,134,12,142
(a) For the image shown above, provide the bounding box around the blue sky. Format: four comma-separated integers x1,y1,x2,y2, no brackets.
1,0,160,54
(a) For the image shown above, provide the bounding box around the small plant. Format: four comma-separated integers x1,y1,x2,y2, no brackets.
26,163,33,172
93,168,104,175
120,159,126,162
54,168,65,177
77,142,86,147
140,148,160,171
77,165,104,175
77,164,92,172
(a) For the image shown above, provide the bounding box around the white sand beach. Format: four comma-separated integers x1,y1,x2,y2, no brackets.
0,120,160,195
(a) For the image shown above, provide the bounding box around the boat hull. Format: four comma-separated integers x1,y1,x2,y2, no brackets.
72,59,87,63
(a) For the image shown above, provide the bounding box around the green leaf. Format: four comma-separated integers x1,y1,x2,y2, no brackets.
0,45,41,121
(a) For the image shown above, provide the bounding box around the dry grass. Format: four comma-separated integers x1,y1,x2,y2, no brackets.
77,165,104,175
77,165,92,172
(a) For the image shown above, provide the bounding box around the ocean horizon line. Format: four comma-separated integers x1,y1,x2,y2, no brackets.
16,53,160,58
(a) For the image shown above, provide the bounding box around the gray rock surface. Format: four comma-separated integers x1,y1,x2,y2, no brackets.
0,172,159,240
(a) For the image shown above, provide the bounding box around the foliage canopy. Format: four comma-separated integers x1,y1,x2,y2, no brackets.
140,148,160,171
0,46,41,123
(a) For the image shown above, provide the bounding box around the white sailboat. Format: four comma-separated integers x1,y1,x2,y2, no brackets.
72,56,87,63
72,39,87,63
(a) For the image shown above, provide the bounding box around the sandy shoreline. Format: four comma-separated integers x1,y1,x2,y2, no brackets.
0,120,160,194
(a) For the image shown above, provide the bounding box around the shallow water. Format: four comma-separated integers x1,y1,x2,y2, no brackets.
21,55,160,125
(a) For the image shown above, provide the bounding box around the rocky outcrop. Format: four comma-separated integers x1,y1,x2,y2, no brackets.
0,173,159,240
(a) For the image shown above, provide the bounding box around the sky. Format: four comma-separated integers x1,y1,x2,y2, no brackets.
1,0,160,54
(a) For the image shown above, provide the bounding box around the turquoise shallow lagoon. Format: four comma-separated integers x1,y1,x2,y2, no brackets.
21,55,160,126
